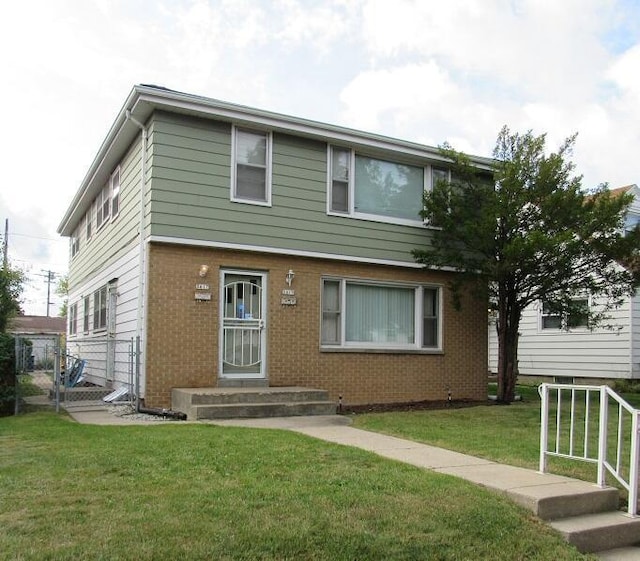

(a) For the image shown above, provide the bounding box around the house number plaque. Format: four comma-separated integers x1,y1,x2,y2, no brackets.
281,288,297,306
195,283,212,301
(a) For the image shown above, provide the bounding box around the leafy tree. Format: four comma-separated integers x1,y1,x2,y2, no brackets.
414,127,640,403
0,262,24,332
56,274,69,318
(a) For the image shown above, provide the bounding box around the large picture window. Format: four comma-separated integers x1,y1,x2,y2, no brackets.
354,156,425,221
321,279,441,350
328,146,437,225
232,127,271,205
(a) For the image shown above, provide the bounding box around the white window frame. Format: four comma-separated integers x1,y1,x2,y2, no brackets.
540,297,590,331
68,303,78,336
230,126,272,207
71,225,80,259
327,145,439,227
110,167,120,219
95,183,110,230
85,202,93,242
83,295,90,334
320,277,443,351
93,285,108,331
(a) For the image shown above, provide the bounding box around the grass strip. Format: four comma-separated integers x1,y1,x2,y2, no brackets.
0,411,592,560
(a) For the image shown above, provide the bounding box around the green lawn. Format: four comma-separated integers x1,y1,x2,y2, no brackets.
354,385,640,485
0,411,593,561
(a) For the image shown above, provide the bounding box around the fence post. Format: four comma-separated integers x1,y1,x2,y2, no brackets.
54,337,61,413
539,383,549,473
597,386,608,488
629,411,639,516
135,336,141,412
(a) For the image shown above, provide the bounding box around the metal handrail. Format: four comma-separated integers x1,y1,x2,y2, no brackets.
539,383,639,517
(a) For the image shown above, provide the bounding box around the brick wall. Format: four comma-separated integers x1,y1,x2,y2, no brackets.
145,243,487,408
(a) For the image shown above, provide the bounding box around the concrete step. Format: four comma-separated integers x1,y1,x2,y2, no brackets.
531,484,621,521
192,400,337,420
550,511,640,553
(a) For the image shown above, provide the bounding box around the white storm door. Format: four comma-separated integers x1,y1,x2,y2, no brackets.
220,272,266,378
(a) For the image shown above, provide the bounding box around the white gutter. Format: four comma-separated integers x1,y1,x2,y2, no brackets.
125,110,148,404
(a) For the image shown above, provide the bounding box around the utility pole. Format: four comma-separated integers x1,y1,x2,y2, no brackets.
3,219,7,269
39,270,56,317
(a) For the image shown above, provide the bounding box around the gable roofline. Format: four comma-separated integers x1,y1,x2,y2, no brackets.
58,84,494,236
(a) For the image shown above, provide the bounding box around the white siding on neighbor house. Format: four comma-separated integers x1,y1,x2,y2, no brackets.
489,297,633,379
630,294,640,378
66,245,143,389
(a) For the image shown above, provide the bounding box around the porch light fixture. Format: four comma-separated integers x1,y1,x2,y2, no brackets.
199,264,209,277
285,269,295,286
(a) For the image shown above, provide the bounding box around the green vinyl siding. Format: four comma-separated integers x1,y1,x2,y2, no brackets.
147,112,436,264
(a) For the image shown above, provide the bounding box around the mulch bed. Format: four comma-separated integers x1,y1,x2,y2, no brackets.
338,398,488,415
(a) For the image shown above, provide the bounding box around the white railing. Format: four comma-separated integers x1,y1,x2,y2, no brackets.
539,383,639,517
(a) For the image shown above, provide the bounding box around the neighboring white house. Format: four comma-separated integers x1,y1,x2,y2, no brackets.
488,184,640,382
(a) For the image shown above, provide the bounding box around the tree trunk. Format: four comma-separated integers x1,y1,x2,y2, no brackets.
496,289,521,404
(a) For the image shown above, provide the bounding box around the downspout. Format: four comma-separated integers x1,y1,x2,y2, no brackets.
126,110,147,412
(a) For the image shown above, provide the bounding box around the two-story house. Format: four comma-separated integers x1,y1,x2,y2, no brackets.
58,84,491,411
488,184,640,384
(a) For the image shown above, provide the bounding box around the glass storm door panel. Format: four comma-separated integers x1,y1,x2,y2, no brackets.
221,274,266,377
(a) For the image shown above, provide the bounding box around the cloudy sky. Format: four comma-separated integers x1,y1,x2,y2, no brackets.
1,0,639,315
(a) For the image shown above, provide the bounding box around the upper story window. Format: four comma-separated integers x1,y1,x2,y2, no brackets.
111,168,120,218
95,183,110,230
85,203,93,242
541,297,589,330
231,127,272,206
71,225,81,258
328,146,434,225
330,148,350,213
321,278,442,351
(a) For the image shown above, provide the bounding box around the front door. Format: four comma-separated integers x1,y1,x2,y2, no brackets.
220,271,266,378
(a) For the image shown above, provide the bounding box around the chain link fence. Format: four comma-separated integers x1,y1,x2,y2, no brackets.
52,336,140,409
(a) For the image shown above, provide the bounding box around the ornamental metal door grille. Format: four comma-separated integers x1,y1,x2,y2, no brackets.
222,278,264,376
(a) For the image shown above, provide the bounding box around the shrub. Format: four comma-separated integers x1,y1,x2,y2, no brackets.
0,333,16,416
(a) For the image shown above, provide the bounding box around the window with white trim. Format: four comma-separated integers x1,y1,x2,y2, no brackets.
111,168,120,218
541,298,589,330
231,127,271,205
95,183,110,230
93,286,107,331
69,303,78,336
85,202,93,242
321,279,441,350
71,225,80,258
83,295,90,333
328,146,438,225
